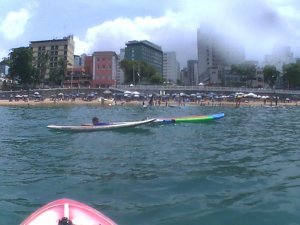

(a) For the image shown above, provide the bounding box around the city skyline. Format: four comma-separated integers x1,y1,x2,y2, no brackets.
1,0,300,66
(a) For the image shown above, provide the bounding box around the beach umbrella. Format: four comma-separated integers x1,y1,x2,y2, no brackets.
103,90,112,95
34,92,39,95
245,93,258,98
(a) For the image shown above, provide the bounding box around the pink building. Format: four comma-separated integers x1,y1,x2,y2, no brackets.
91,51,117,87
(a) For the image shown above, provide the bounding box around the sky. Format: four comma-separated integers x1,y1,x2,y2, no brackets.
1,0,300,66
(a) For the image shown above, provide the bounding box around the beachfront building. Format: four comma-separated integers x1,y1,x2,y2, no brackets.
124,40,163,80
90,51,118,87
64,54,92,88
74,54,86,67
163,52,180,84
64,52,117,88
30,35,75,86
197,23,245,85
64,66,92,88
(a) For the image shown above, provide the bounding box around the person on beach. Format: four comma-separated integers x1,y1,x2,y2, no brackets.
148,94,154,106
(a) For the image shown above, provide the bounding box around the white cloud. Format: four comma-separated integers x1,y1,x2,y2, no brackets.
74,12,197,65
35,0,300,64
0,8,31,40
74,16,168,54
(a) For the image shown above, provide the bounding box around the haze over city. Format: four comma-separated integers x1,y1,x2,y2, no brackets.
1,0,300,66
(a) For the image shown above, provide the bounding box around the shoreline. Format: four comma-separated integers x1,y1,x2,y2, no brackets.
0,98,298,108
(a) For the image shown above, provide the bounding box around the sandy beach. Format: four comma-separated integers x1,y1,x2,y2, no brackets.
0,97,298,108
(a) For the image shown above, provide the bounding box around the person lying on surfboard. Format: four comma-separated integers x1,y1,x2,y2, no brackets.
92,117,109,126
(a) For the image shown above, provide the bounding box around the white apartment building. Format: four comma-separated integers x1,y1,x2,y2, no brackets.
30,35,75,84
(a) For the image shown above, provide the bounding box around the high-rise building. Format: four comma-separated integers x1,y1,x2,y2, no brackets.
163,52,180,84
180,67,189,85
124,40,163,76
197,24,217,82
30,35,75,85
117,49,125,85
197,24,245,84
187,60,198,85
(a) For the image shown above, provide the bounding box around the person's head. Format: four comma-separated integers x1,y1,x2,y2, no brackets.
92,117,99,125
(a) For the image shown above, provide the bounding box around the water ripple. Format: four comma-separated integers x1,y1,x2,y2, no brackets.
1,106,300,224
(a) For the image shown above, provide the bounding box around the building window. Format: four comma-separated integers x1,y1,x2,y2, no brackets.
64,51,67,55
51,46,54,50
97,57,100,62
55,51,58,55
64,45,67,49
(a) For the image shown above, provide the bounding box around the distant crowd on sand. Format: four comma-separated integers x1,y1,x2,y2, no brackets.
0,92,299,108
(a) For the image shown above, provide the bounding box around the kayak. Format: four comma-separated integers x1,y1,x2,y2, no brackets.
20,198,117,225
154,113,225,124
47,118,155,131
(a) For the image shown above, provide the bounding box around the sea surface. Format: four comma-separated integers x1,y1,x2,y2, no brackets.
1,104,300,225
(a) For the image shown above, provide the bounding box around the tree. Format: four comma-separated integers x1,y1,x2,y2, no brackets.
282,63,300,89
49,58,68,87
49,67,61,86
150,74,164,84
0,57,10,65
58,58,68,87
231,63,256,87
263,65,279,88
8,47,35,87
119,60,160,84
33,51,49,88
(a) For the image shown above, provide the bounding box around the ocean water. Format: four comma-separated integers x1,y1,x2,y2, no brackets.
1,104,300,225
